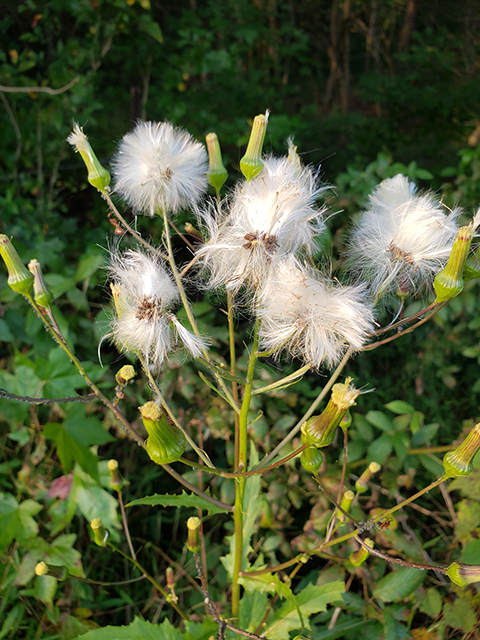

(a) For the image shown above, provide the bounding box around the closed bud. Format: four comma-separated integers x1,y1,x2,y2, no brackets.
239,112,269,181
139,401,185,465
115,365,136,385
28,259,53,308
108,459,129,491
302,378,360,448
300,446,324,473
206,133,228,193
166,567,175,588
349,539,374,567
443,424,480,478
186,516,201,552
67,123,111,193
35,562,66,580
91,517,108,547
446,562,480,587
0,235,34,298
434,224,474,303
338,490,355,523
355,461,381,494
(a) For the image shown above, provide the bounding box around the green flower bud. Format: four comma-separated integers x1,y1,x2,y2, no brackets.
115,365,136,385
28,259,53,308
0,235,34,298
186,516,201,552
91,518,108,547
239,112,269,181
300,446,324,473
338,490,355,523
434,225,474,303
446,562,480,587
139,401,185,465
464,244,480,281
349,538,374,567
67,123,111,193
355,461,381,494
108,459,129,491
302,378,360,448
206,132,228,193
34,562,66,580
443,423,480,478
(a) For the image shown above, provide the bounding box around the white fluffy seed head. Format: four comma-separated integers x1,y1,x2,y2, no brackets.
257,257,374,369
112,121,208,216
197,154,328,292
108,249,206,369
346,174,460,301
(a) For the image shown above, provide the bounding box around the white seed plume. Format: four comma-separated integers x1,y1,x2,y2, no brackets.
112,121,208,216
257,257,374,369
346,174,460,300
67,122,91,157
197,154,328,292
108,250,208,369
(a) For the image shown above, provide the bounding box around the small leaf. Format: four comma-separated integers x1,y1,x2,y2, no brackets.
365,411,394,431
366,432,393,464
373,567,425,602
126,491,229,516
443,598,476,633
419,588,443,618
385,400,415,415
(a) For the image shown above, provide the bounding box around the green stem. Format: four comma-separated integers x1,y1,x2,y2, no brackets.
232,319,260,618
108,541,188,620
161,208,239,411
252,363,311,395
227,290,241,470
258,346,352,469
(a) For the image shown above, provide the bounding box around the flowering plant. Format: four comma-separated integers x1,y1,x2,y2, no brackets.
2,115,480,639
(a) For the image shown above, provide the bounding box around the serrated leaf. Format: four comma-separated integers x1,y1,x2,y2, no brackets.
184,619,219,640
80,617,183,639
264,581,345,640
385,400,415,415
373,567,425,602
0,493,42,548
126,491,229,516
419,588,443,618
443,598,476,633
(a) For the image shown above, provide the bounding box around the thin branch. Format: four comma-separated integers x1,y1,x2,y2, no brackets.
0,389,97,404
162,464,234,512
0,77,80,95
354,535,447,573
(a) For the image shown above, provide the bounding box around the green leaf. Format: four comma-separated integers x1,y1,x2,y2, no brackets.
239,590,269,634
443,597,477,633
80,617,183,639
75,252,105,282
373,567,425,602
72,467,120,535
184,619,219,640
366,432,393,464
34,574,57,606
460,538,480,563
418,453,444,477
264,581,345,640
137,15,164,43
392,432,409,464
419,588,443,618
384,400,415,415
365,411,393,432
0,493,42,549
126,491,229,516
454,500,480,540
0,318,14,341
0,603,24,640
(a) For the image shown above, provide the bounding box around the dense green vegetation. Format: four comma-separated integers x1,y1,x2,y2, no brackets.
2,1,480,638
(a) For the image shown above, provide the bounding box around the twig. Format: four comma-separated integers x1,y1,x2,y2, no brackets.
0,389,97,404
354,536,447,573
0,77,80,95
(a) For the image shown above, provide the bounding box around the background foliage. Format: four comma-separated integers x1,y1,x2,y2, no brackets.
2,1,480,638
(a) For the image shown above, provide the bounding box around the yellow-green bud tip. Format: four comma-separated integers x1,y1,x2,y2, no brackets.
434,225,474,303
206,132,228,192
139,401,162,422
0,235,34,298
239,111,269,181
35,561,48,576
91,518,102,530
446,562,480,587
116,365,135,385
443,423,480,478
186,517,201,552
108,459,118,472
28,259,54,308
67,122,111,193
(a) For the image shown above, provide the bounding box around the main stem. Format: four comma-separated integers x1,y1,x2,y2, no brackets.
232,320,260,617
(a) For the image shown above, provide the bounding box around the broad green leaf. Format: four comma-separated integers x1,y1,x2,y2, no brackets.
418,453,444,477
0,318,14,341
80,617,183,639
34,574,57,606
126,491,229,516
239,590,269,633
184,619,219,640
366,432,393,464
373,567,425,602
443,598,476,633
392,432,409,464
384,400,415,415
365,411,393,432
0,493,42,548
460,538,480,563
72,467,120,535
419,588,443,618
454,500,480,540
75,251,105,282
264,581,345,640
411,423,439,446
